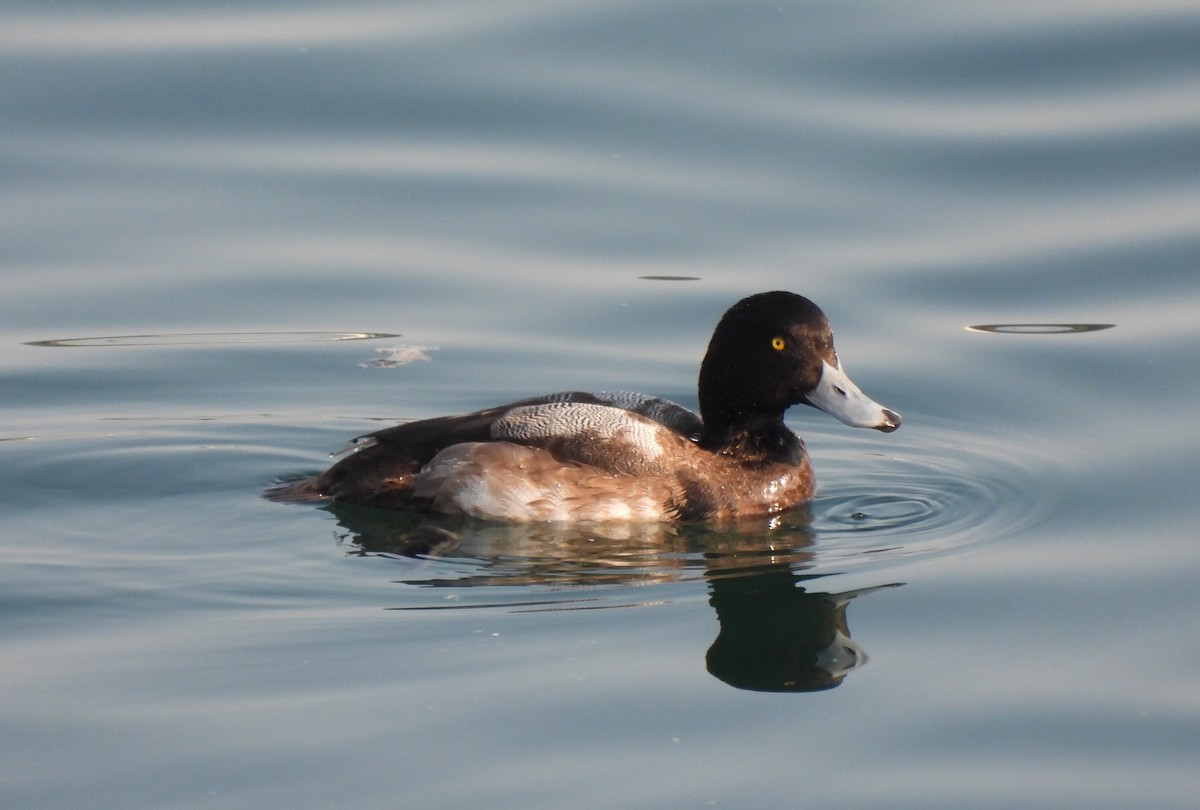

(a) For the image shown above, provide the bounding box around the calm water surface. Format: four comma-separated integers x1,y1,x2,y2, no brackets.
3,2,1200,808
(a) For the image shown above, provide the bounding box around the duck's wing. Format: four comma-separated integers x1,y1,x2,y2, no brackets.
310,401,521,503
406,400,704,520
364,390,702,455
576,391,704,441
368,392,700,472
485,400,698,477
270,392,700,508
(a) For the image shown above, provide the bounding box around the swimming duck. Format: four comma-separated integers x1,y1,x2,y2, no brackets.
274,291,900,522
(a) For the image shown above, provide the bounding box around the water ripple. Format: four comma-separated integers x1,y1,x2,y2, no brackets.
806,424,1061,567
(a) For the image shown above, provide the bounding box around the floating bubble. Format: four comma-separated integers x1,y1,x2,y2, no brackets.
359,345,437,368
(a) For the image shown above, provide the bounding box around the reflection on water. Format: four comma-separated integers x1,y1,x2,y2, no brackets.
331,500,820,586
330,502,899,692
707,572,900,693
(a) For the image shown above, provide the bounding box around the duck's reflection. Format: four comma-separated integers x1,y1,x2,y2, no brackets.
328,502,900,692
706,568,898,691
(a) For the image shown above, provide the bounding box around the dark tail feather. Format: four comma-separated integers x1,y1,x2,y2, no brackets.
264,475,330,504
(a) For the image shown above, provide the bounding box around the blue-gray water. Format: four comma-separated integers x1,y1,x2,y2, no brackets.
3,2,1200,808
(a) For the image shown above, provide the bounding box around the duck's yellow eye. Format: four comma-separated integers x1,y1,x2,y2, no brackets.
770,336,786,351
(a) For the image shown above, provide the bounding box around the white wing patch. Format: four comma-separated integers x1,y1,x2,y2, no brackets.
593,391,703,439
518,390,703,440
491,402,665,465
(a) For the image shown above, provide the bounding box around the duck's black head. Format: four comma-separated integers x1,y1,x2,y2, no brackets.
697,291,900,447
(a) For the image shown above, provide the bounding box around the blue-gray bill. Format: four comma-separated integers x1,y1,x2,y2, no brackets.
805,360,901,432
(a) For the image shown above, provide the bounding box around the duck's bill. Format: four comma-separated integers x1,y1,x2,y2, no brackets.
806,360,901,432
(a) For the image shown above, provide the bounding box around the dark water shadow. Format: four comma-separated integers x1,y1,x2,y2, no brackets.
327,502,901,693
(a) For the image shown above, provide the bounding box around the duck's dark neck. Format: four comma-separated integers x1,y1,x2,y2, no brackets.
699,413,804,466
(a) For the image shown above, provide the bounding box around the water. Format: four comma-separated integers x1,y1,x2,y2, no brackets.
3,1,1200,807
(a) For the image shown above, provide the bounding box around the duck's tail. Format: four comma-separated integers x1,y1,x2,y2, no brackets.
263,475,330,504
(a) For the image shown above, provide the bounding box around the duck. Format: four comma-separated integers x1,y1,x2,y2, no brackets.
271,291,900,522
